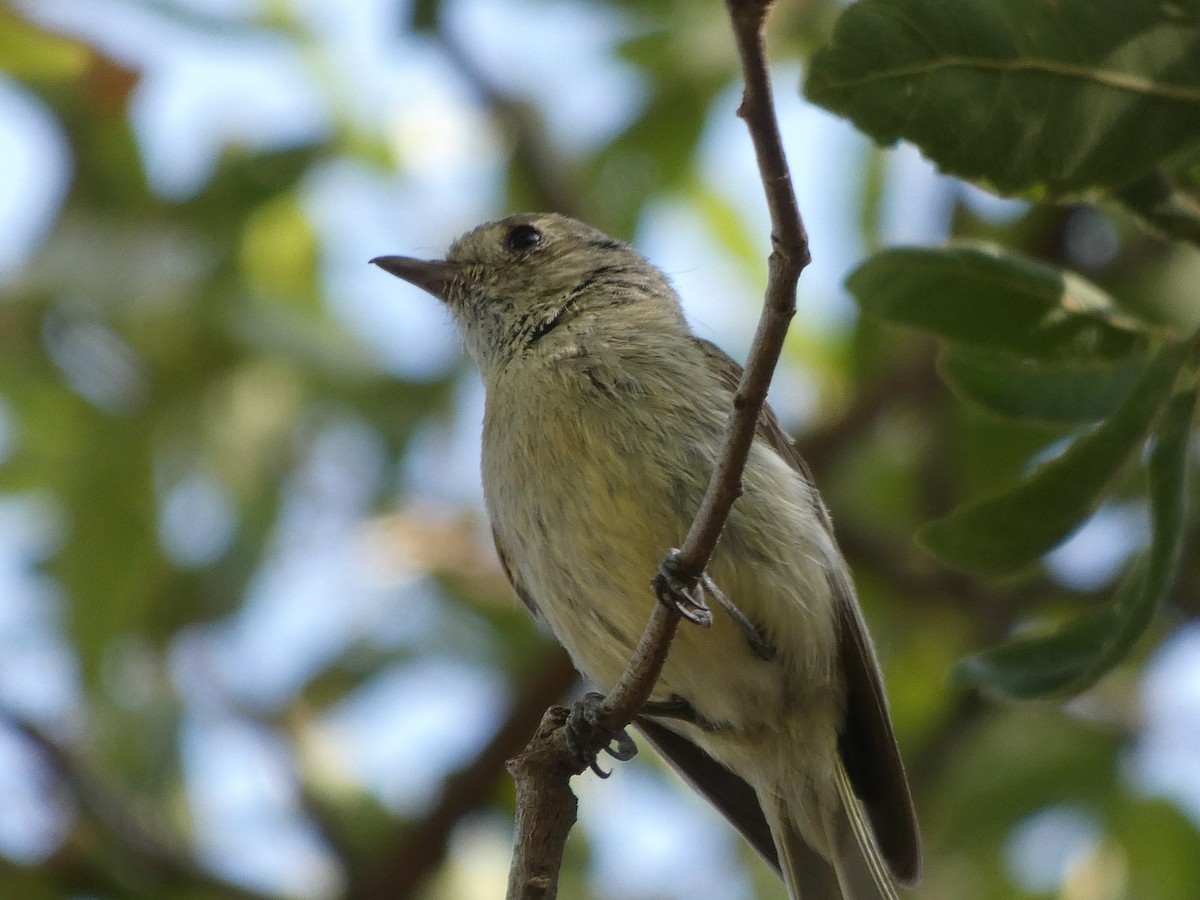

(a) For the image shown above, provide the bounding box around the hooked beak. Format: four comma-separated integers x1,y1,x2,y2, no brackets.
370,255,459,301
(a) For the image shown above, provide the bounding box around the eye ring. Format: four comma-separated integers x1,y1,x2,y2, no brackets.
503,223,542,253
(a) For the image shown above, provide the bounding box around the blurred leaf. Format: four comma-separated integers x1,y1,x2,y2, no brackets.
239,193,320,310
1118,799,1200,900
806,0,1200,197
953,567,1146,700
692,183,763,279
50,76,151,211
1119,170,1200,247
44,403,171,687
409,0,441,33
586,73,724,235
937,704,1121,846
185,145,324,235
938,345,1144,425
410,0,444,33
0,12,91,81
919,341,1188,574
953,387,1195,698
0,859,66,900
848,244,1148,362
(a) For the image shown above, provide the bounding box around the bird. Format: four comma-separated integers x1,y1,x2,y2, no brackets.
372,212,920,899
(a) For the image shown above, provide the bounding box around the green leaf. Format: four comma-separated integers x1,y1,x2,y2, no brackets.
848,245,1147,361
410,0,441,32
919,341,1188,574
0,12,90,81
806,0,1200,197
692,184,763,280
954,567,1145,699
1119,170,1200,248
585,72,724,236
954,388,1196,698
1119,385,1196,642
938,346,1144,425
239,193,320,311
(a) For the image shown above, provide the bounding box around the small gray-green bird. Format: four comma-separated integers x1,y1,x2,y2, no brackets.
372,213,920,900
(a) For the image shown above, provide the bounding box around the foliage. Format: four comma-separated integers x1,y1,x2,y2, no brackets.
812,0,1200,701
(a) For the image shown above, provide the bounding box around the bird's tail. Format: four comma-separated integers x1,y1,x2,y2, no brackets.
765,761,899,900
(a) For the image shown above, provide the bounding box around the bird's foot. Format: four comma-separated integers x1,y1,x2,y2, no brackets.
652,550,775,660
565,692,637,778
652,549,713,626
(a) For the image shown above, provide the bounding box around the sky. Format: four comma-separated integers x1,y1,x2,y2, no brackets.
0,0,1197,898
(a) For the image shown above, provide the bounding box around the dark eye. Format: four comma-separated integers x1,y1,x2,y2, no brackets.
504,223,542,253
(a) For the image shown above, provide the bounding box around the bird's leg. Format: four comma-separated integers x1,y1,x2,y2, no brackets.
639,697,698,722
653,550,775,660
565,691,638,778
697,575,776,661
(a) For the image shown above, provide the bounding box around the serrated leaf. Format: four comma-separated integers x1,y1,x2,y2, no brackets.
938,346,1144,425
954,388,1196,698
806,0,1200,197
919,341,1187,574
848,245,1146,362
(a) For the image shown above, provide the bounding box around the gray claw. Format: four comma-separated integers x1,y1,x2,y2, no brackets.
566,691,638,777
652,549,713,626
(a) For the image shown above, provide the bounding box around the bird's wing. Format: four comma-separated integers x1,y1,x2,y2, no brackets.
493,527,543,620
694,337,921,884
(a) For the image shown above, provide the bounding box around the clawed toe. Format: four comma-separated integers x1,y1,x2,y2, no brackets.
566,692,637,777
652,549,713,626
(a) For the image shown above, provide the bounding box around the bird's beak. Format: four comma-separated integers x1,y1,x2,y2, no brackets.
370,255,459,301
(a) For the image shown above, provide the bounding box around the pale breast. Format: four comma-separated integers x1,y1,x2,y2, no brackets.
481,336,842,732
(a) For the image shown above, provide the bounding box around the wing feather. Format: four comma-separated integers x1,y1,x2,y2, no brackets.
694,337,921,883
493,527,542,620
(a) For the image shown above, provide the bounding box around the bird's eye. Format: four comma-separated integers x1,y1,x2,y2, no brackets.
503,223,542,253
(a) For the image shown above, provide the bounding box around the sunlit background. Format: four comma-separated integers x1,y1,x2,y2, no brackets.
1,1,1199,898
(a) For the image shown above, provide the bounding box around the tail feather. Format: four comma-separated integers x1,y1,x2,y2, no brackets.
773,818,842,900
832,760,899,900
765,762,900,900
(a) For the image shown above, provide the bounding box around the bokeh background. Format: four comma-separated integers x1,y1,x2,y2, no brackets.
1,0,1199,898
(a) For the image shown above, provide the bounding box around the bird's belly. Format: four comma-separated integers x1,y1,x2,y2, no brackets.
489,440,842,738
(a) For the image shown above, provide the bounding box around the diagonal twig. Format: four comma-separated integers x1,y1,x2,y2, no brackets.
506,1,809,897
595,0,809,742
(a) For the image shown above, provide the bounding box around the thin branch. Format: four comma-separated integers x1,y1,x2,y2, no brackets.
507,1,809,897
593,0,810,731
673,0,810,576
595,602,684,732
506,706,578,900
